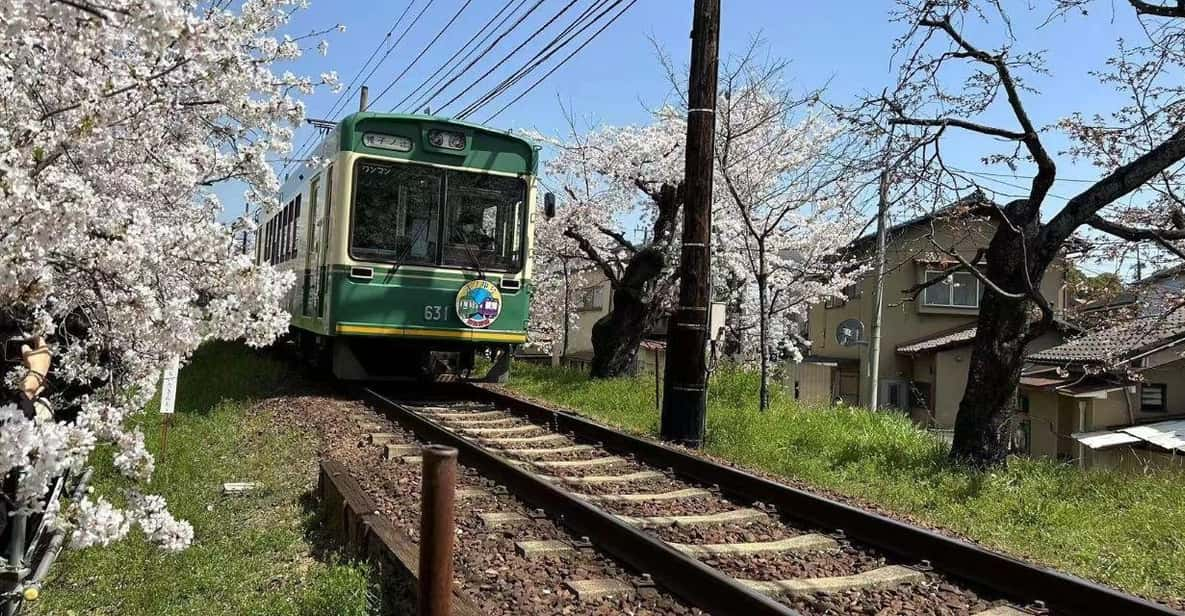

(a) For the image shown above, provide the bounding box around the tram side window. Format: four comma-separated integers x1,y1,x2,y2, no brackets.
271,216,279,265
442,170,525,272
268,219,275,264
291,195,301,260
282,203,292,261
351,161,441,265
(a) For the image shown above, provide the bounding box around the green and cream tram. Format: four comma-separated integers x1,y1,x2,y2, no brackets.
255,113,546,380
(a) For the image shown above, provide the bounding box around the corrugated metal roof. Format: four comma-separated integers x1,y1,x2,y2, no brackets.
1072,430,1143,449
1072,418,1185,452
1123,420,1185,451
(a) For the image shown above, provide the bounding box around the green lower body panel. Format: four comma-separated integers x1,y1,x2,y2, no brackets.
325,267,529,343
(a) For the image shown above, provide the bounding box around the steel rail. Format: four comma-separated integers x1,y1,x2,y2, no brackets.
468,383,1184,616
363,387,800,616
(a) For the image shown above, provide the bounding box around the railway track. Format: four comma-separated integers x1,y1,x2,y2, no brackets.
356,383,1181,616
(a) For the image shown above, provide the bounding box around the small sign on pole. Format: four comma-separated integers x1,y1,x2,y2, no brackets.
159,355,179,467
160,355,179,415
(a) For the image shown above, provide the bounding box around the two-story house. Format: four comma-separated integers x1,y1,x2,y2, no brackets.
1020,265,1185,469
792,202,1069,432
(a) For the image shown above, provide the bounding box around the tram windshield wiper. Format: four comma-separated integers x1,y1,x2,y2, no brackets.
456,229,487,280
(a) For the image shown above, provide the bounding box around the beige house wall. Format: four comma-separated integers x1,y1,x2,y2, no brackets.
1026,390,1061,458
785,362,833,406
1090,447,1184,472
933,348,972,427
805,217,1067,420
1137,360,1185,419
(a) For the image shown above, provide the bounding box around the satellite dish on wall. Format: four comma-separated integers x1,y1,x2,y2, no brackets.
836,318,866,347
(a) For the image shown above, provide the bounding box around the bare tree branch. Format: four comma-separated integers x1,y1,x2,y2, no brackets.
1088,214,1185,259
563,227,619,285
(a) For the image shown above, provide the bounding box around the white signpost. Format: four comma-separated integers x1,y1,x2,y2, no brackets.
159,355,179,467
160,355,179,415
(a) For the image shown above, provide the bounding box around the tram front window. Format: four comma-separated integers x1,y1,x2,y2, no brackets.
350,161,441,265
441,171,525,273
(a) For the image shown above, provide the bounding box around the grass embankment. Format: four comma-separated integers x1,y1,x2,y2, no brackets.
32,343,373,616
507,362,1185,603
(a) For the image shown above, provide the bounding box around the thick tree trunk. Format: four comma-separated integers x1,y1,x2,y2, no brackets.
950,209,1048,467
589,247,666,378
720,272,746,358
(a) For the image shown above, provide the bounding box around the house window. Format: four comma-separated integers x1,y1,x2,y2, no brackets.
824,280,861,309
575,285,605,311
1141,383,1167,412
923,269,981,308
909,381,932,410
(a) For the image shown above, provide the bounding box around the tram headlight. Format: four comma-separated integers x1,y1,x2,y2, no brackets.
427,129,466,150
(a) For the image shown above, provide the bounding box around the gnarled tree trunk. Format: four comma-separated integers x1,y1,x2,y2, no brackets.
950,207,1047,466
589,247,666,378
570,182,682,379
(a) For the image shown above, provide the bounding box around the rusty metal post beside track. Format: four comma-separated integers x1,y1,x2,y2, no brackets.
418,444,457,616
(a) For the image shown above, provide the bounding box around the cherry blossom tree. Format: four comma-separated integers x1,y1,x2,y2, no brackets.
529,48,862,387
528,108,685,378
869,0,1185,467
711,53,864,411
0,0,339,557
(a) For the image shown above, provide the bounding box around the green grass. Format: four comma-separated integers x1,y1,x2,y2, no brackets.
31,343,375,616
507,362,1185,603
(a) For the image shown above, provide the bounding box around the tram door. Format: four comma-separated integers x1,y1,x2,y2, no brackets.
317,165,334,317
302,175,321,317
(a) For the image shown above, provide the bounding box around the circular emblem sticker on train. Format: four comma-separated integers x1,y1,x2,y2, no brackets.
455,280,502,329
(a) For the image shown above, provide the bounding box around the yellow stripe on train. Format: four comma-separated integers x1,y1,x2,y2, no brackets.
335,324,527,343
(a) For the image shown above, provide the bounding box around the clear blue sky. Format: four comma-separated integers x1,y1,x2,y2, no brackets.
223,0,1154,272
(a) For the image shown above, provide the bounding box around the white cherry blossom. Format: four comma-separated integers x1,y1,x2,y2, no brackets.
0,0,337,552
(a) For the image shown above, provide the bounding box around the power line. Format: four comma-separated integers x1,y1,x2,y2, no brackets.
464,0,636,122
284,0,432,176
368,0,478,110
433,0,589,117
403,0,552,116
950,167,1072,201
324,1,416,121
391,0,523,114
455,0,611,119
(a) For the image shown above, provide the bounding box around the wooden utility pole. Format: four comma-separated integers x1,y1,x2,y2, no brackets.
660,0,720,447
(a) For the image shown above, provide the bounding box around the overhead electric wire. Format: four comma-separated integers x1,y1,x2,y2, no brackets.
432,0,587,116
395,0,531,114
367,0,478,111
324,1,417,121
406,0,554,116
462,0,636,122
283,0,427,176
452,0,619,120
456,0,616,120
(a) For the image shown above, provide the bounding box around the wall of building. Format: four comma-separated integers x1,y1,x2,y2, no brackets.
805,217,1067,408
1136,358,1185,418
933,347,973,427
558,274,612,357
784,362,834,405
1089,447,1185,472
1089,389,1136,429
1026,389,1061,458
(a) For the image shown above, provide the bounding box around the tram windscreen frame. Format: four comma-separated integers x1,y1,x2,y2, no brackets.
349,159,527,273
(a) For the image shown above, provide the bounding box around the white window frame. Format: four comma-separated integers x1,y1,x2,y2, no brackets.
575,285,605,312
922,269,982,308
